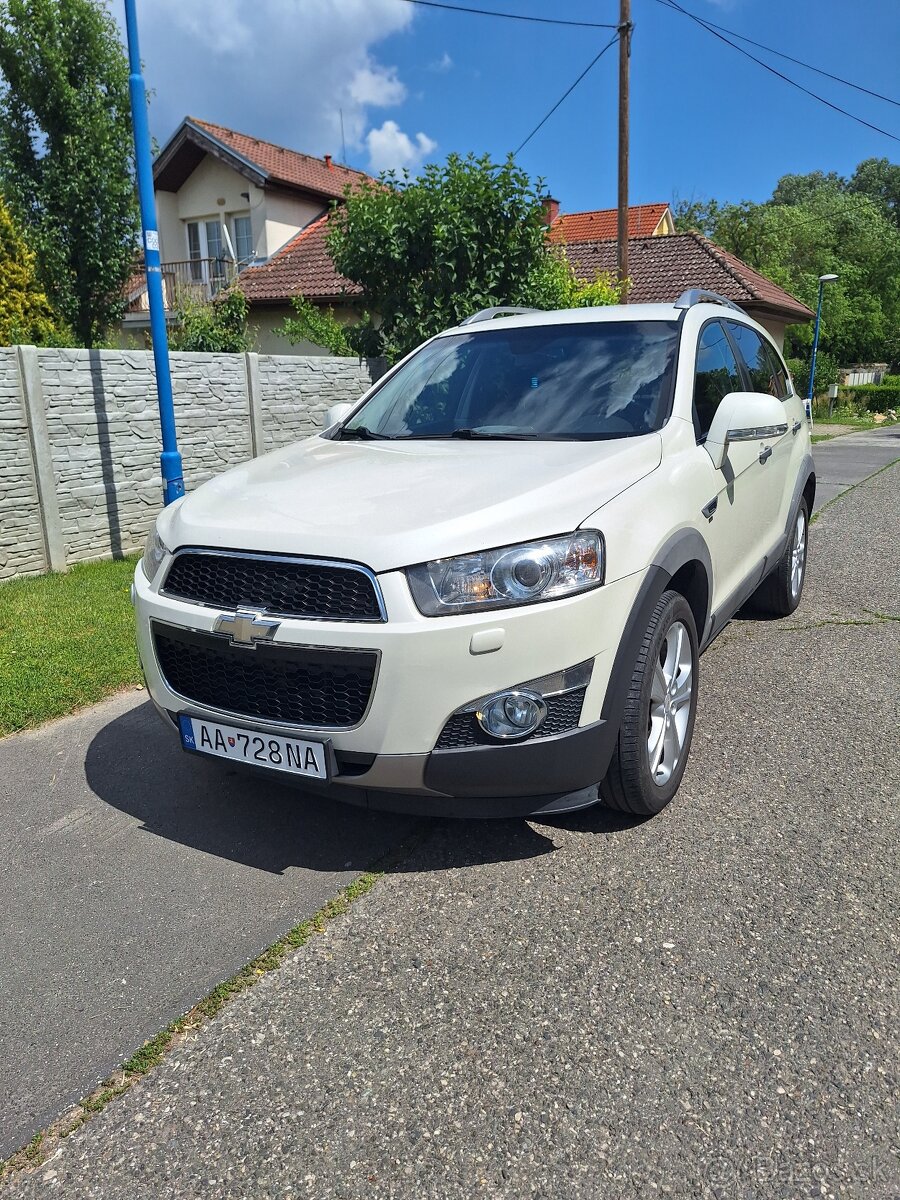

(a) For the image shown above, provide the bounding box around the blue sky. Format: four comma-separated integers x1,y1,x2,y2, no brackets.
123,0,900,215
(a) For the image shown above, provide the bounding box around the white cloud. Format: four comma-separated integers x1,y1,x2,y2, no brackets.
427,52,453,73
366,120,437,173
349,63,406,108
123,0,435,170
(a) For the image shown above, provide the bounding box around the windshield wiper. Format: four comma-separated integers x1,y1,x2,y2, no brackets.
338,425,390,440
447,428,537,440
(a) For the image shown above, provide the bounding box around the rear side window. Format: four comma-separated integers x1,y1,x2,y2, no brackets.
693,321,742,439
727,321,790,399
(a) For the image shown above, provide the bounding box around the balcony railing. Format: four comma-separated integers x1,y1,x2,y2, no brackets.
127,258,242,312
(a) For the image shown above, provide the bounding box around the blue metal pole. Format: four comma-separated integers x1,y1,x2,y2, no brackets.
123,0,184,505
806,278,825,416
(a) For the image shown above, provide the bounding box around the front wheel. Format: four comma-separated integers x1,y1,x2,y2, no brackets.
600,590,699,817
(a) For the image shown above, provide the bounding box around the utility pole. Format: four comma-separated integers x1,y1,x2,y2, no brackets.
123,0,184,506
617,0,632,293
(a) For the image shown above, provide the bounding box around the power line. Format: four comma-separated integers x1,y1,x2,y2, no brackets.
656,0,899,143
515,32,620,154
395,0,616,30
658,2,900,110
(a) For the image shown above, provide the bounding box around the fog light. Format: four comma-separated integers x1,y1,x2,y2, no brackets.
476,690,547,741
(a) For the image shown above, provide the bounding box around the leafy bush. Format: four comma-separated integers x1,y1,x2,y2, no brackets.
786,350,839,398
882,373,900,387
522,248,624,311
279,295,354,356
168,287,252,353
838,384,900,412
0,193,68,345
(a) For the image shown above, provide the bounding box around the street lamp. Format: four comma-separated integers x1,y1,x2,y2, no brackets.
806,273,838,418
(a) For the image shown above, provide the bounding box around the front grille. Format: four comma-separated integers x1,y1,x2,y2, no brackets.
153,623,377,728
162,551,383,622
434,688,586,750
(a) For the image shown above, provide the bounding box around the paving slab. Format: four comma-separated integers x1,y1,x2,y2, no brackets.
4,472,897,1192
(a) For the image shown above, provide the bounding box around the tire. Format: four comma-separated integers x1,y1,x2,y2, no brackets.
750,498,809,617
600,590,699,817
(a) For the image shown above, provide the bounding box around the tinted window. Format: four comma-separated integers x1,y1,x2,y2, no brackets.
762,340,791,399
727,321,781,396
341,321,680,441
693,321,742,438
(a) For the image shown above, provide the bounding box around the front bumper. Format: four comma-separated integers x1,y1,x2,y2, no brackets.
134,557,642,807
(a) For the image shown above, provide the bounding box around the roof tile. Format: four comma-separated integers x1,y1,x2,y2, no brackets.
239,214,360,303
191,119,372,202
565,232,814,323
548,203,669,243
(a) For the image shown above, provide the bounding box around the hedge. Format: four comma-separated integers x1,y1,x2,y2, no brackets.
837,384,900,412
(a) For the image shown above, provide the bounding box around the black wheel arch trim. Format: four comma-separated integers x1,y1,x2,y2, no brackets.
599,528,712,737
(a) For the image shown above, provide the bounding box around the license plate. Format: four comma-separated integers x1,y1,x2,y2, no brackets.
178,715,329,780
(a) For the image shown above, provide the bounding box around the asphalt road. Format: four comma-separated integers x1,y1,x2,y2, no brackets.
1,426,897,1195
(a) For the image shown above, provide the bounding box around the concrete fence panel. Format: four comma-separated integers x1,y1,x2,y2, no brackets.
0,347,383,581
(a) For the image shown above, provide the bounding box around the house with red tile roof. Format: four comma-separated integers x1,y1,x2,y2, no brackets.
124,116,809,355
565,232,813,350
545,199,674,243
123,117,372,351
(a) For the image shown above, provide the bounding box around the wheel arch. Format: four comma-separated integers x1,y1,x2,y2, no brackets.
600,528,712,731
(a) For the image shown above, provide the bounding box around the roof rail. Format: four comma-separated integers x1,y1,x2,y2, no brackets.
674,289,744,314
459,306,538,326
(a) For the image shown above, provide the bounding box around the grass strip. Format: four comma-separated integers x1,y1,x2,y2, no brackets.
0,867,392,1181
0,556,142,737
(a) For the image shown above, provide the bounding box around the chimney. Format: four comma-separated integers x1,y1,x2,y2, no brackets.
324,154,333,170
542,196,560,225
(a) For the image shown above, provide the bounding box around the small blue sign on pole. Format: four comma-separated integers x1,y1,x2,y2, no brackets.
123,0,185,506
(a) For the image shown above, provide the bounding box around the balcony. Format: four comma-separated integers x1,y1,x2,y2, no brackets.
126,258,242,313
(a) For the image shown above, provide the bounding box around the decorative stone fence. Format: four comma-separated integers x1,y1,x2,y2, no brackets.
0,347,384,580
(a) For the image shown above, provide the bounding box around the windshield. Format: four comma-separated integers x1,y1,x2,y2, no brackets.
338,320,680,441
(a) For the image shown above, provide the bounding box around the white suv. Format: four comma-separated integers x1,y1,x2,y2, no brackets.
134,292,814,818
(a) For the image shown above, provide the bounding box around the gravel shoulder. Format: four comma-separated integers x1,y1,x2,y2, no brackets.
5,469,897,1194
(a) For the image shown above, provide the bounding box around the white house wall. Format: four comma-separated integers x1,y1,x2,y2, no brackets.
264,191,324,258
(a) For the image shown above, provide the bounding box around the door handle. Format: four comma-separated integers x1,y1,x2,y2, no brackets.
759,445,773,464
792,420,802,435
701,497,718,520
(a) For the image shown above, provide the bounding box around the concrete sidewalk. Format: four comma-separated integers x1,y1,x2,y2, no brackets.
0,702,419,1160
3,453,897,1192
810,422,899,510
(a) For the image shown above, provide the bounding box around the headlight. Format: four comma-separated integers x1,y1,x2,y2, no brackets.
140,524,169,581
407,531,604,615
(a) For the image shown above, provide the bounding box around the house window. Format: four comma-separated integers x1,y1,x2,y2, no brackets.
187,222,202,281
233,215,253,268
205,220,225,284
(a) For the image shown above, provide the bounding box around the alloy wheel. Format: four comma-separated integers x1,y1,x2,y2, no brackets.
647,620,694,786
790,510,807,601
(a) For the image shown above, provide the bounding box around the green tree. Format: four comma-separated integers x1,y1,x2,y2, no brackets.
675,165,900,366
279,295,353,357
0,0,139,346
167,287,252,353
0,191,65,343
327,153,580,362
848,157,900,228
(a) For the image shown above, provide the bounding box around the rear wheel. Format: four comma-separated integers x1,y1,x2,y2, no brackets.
751,498,808,617
600,590,698,817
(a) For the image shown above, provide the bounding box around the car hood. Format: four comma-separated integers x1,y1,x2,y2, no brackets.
160,434,662,574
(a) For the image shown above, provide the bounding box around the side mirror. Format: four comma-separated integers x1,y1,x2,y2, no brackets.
704,391,788,470
324,402,353,430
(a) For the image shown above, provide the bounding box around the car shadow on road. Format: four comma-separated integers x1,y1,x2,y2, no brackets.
85,702,642,877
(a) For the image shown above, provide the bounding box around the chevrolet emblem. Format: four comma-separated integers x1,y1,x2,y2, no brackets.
213,607,280,647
